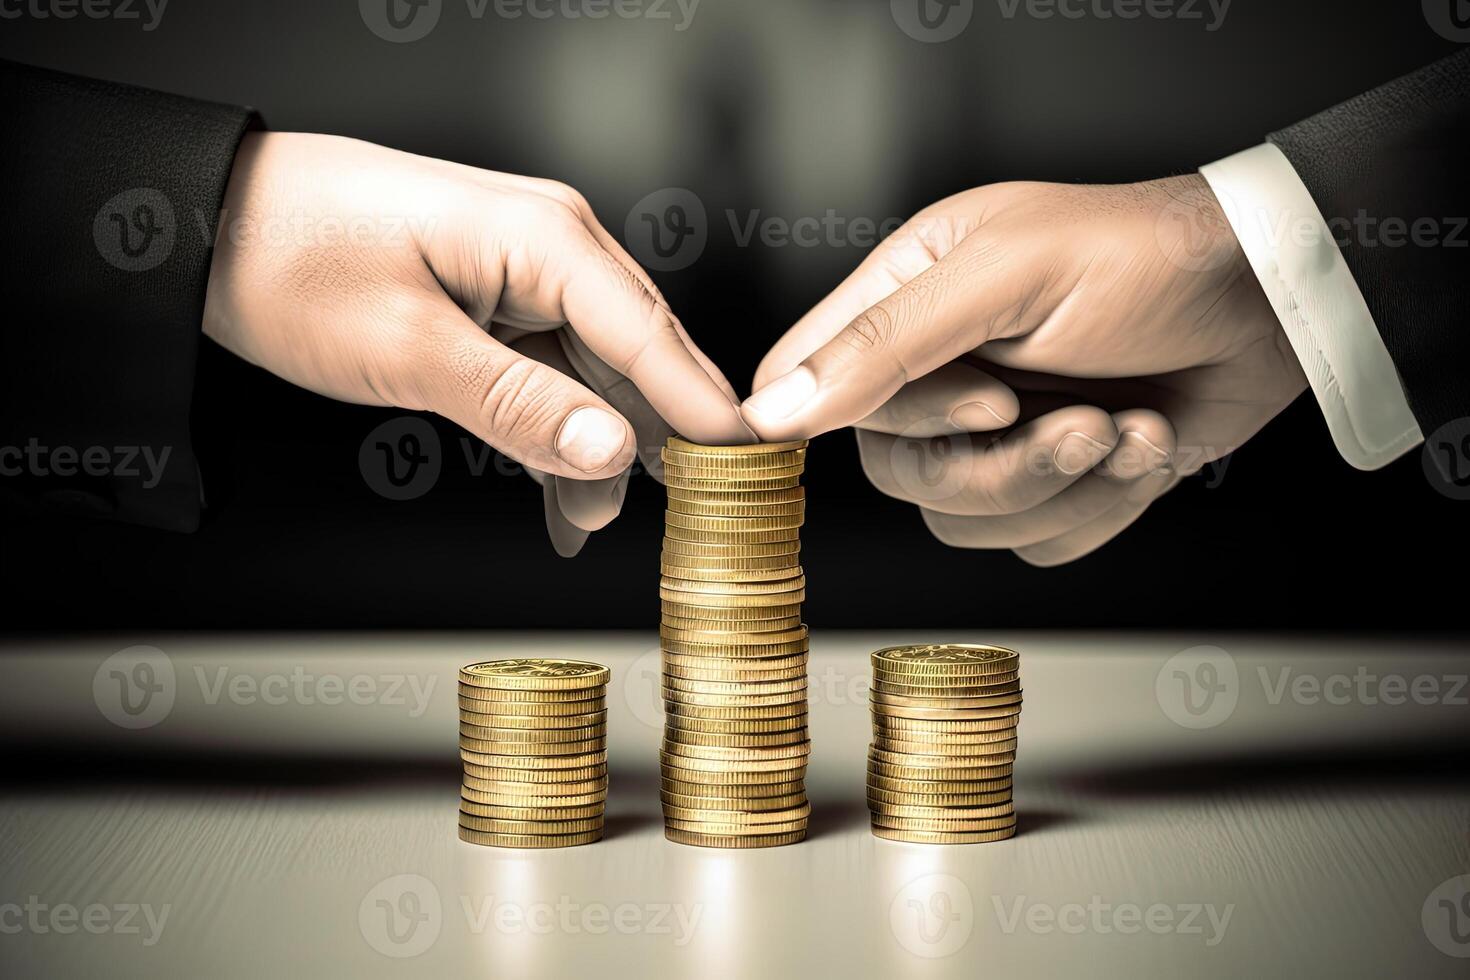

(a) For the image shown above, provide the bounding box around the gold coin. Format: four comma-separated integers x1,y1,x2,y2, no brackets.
661,739,809,761
664,827,806,848
870,689,1023,710
871,644,1019,676
459,827,603,848
660,777,806,798
870,824,1015,845
662,445,806,468
461,788,608,808
667,499,805,520
663,675,808,696
660,751,808,773
460,722,607,743
660,790,807,812
458,812,604,834
662,525,801,545
664,699,808,721
660,587,806,609
868,762,1015,785
662,537,801,557
458,684,608,703
866,802,1015,820
871,735,1018,755
868,789,1013,809
662,614,804,633
663,687,808,708
662,573,805,594
666,436,809,455
662,624,807,645
462,762,607,784
462,776,608,797
458,695,606,716
661,459,805,479
459,800,605,821
460,737,605,758
662,801,811,823
870,814,1017,833
460,708,607,730
873,715,1019,734
663,650,808,671
659,762,806,785
659,559,801,579
664,473,801,491
865,771,1011,794
661,636,808,659
870,701,1021,721
661,598,802,619
666,510,803,531
871,674,1021,697
664,664,807,685
867,787,1013,807
659,549,801,570
870,725,1017,745
664,727,809,748
460,659,610,691
664,816,808,836
464,750,605,771
667,485,805,505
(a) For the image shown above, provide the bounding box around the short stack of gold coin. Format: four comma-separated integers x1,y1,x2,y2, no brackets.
458,658,610,848
867,644,1021,843
658,436,811,848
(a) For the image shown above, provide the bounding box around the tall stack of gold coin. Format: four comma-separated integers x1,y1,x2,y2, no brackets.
866,644,1022,843
458,659,610,848
658,436,811,848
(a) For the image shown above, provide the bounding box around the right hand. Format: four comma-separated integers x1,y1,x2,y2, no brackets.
203,132,752,555
743,176,1307,565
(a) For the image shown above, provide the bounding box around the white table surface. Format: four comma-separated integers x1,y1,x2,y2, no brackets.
1,631,1467,978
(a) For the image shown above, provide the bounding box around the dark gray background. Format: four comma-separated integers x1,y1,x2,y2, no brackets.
1,0,1465,628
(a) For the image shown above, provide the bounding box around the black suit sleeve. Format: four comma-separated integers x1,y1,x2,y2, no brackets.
0,60,258,532
1267,49,1470,439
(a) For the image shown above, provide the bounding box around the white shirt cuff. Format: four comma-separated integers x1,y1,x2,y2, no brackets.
1199,143,1423,470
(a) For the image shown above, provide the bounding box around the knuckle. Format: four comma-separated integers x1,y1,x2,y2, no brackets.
476,358,564,442
838,305,896,357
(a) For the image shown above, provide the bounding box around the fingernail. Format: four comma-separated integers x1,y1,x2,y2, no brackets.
1120,431,1172,475
556,407,628,473
1054,432,1113,475
949,401,1009,431
743,367,817,421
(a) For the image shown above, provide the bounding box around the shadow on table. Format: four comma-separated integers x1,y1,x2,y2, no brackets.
1047,737,1470,799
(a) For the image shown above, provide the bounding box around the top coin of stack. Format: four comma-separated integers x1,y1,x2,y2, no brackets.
458,659,610,848
658,436,812,848
866,644,1021,844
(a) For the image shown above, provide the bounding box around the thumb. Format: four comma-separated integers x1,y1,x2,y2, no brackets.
413,299,636,480
741,230,1037,441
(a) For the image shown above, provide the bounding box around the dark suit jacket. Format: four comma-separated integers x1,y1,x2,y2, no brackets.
0,53,1465,531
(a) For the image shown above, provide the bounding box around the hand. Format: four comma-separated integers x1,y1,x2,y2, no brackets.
742,176,1308,565
204,132,751,555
